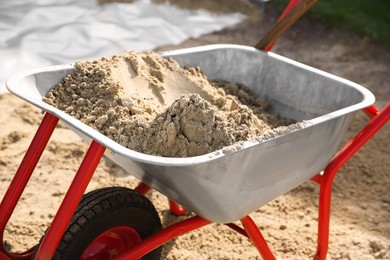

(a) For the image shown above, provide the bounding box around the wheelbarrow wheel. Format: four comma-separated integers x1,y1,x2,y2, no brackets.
37,187,162,259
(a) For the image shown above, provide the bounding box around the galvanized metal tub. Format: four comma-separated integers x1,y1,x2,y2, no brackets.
6,44,375,223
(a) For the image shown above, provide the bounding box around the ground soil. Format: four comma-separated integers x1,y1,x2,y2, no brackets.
0,1,389,259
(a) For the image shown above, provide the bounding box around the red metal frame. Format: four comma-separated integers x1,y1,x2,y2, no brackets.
0,113,58,260
241,216,276,260
35,140,106,259
312,103,390,260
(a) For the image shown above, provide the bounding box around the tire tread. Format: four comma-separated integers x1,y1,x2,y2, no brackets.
35,187,161,260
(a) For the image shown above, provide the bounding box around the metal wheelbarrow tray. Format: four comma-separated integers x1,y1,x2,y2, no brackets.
6,44,375,223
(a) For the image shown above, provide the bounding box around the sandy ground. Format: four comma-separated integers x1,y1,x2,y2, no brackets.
1,1,389,259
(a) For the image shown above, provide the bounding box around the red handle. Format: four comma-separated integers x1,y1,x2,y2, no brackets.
255,0,317,51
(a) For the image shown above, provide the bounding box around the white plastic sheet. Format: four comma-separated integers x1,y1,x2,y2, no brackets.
0,0,244,93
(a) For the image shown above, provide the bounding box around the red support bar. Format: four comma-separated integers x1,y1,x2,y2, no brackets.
323,102,389,183
35,141,106,260
0,113,59,260
314,103,390,260
311,104,383,185
168,199,187,216
363,105,380,118
310,173,323,185
241,216,276,260
134,182,151,195
225,223,249,238
114,216,211,260
265,0,300,52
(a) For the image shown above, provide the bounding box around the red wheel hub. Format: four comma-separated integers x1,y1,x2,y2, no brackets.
81,226,141,260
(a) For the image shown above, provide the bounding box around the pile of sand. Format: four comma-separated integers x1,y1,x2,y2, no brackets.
43,50,300,157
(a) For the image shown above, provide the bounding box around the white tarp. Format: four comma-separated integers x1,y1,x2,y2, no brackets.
0,0,244,93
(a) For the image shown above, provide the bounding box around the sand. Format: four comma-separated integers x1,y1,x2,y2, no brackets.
1,1,389,259
43,50,300,157
99,0,257,16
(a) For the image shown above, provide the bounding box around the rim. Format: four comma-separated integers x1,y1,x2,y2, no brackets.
80,226,141,260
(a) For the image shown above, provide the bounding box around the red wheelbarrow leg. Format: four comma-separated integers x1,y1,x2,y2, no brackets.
314,103,390,260
0,113,59,259
134,182,152,195
241,216,276,260
35,140,106,260
168,199,187,216
363,104,380,118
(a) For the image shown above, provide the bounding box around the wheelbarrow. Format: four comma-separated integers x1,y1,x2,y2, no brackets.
1,0,389,259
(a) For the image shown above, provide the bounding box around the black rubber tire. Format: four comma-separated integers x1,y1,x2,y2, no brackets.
37,187,162,260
